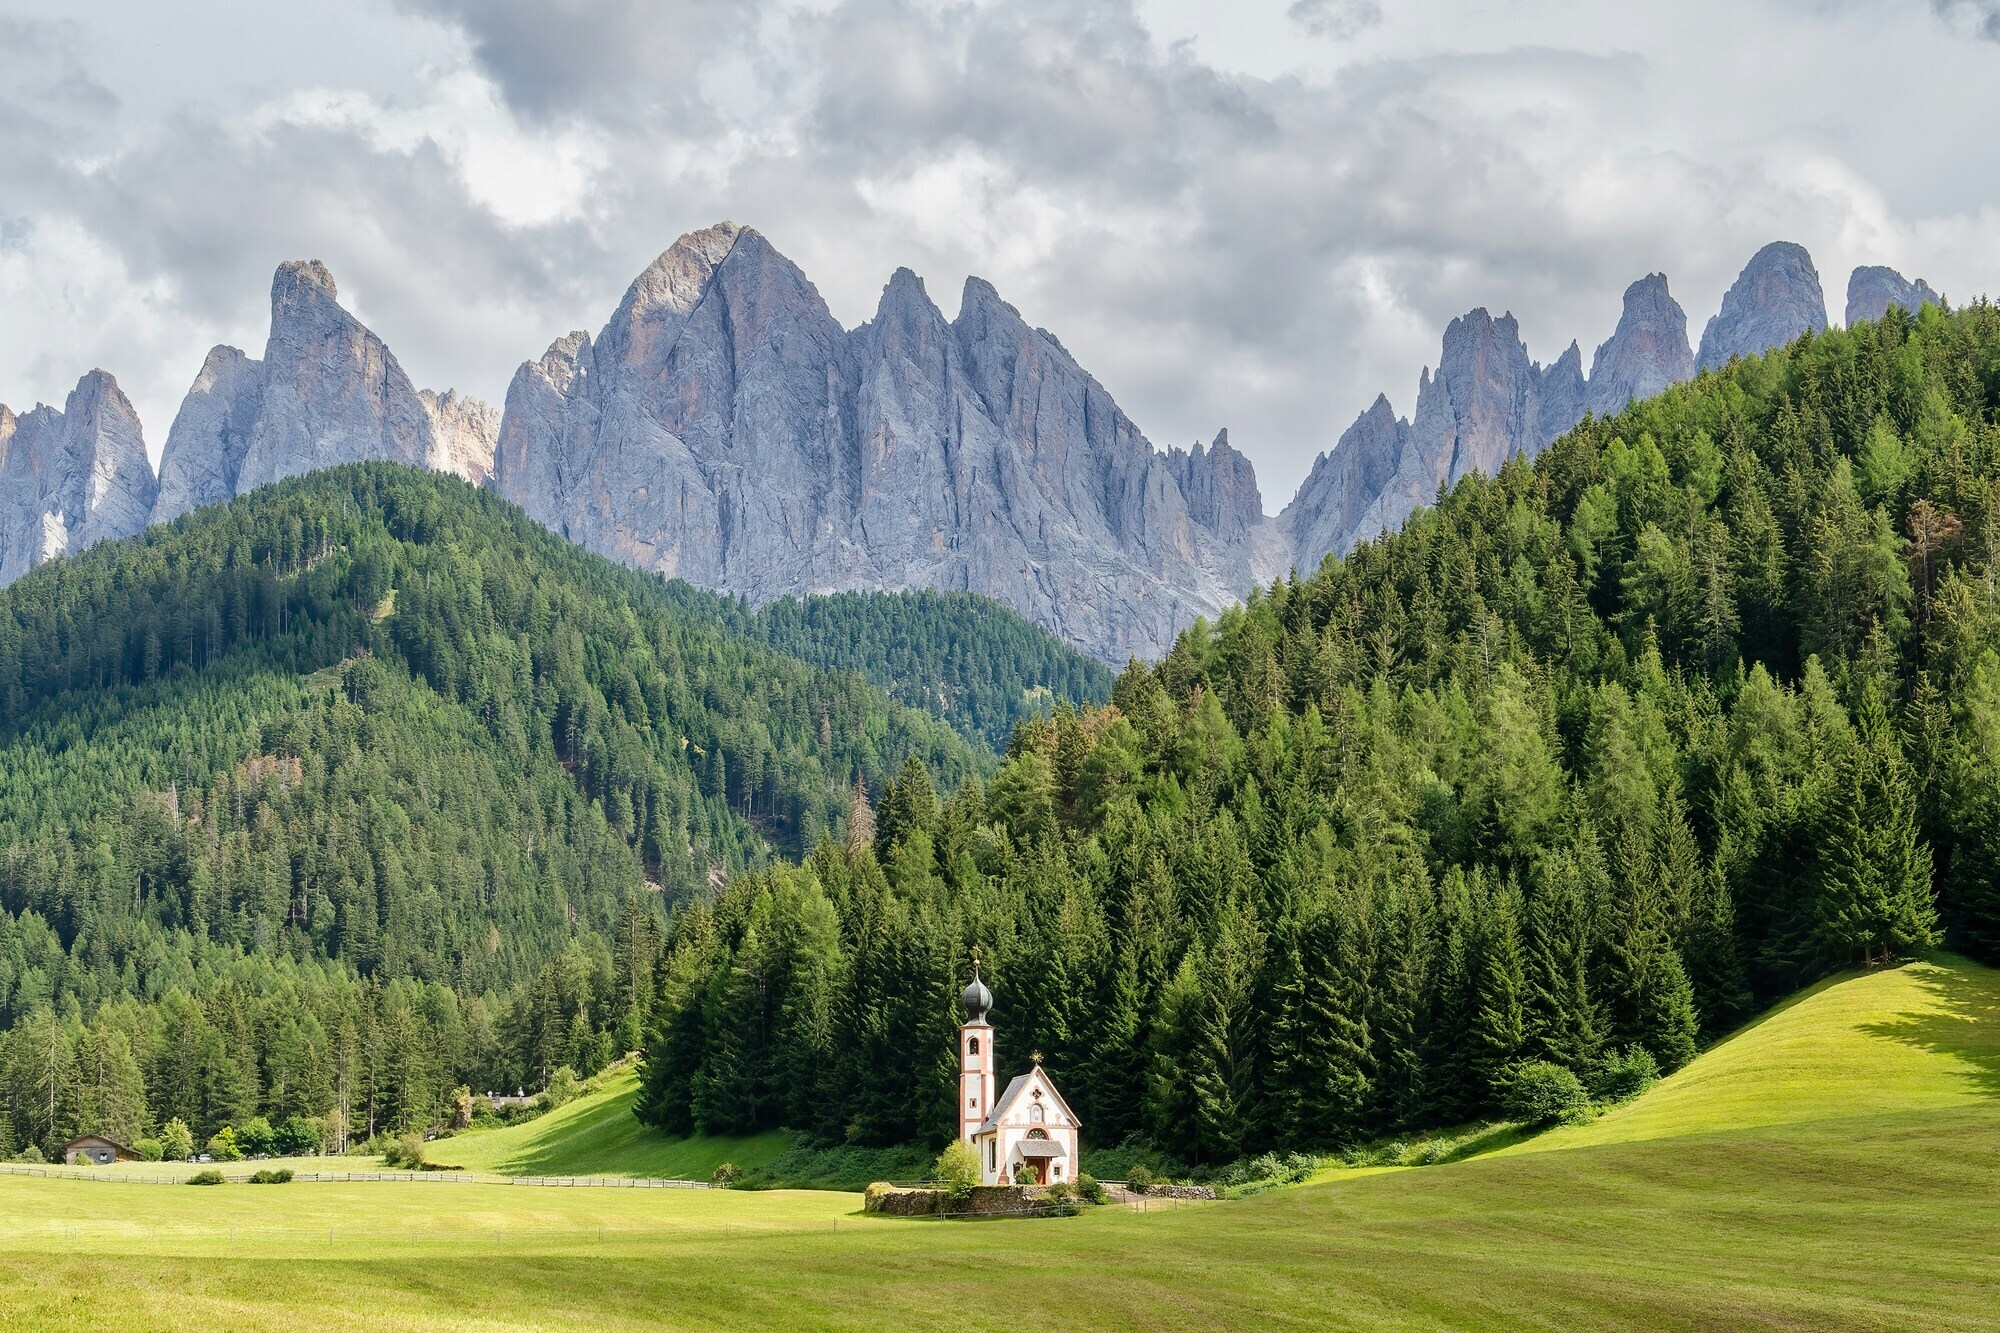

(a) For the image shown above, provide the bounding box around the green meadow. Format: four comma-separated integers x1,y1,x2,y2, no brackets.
2,956,1995,1332
423,1067,794,1180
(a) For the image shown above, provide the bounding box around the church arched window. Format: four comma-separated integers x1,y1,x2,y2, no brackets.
1029,1103,1045,1124
968,1037,979,1055
1026,1128,1049,1140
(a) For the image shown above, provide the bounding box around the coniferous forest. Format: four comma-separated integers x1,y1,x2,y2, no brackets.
4,302,2000,1166
632,300,2000,1162
0,467,989,1155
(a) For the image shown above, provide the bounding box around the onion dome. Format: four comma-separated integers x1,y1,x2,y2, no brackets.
961,966,993,1023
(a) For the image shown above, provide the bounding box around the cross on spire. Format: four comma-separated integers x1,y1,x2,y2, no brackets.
1031,1050,1043,1065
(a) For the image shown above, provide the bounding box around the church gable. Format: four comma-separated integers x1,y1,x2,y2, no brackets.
988,1066,1079,1131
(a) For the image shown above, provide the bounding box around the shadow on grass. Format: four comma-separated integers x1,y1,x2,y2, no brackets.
1857,954,2000,1100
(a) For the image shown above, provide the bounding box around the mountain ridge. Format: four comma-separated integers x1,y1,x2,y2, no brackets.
0,230,1956,661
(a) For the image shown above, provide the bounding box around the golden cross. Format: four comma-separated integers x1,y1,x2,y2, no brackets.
1031,1050,1043,1065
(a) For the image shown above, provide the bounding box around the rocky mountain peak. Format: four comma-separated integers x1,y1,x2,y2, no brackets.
1588,272,1694,418
1697,241,1827,372
0,369,155,584
1174,429,1264,543
234,260,439,491
1846,266,1941,326
1281,392,1411,574
491,232,1264,661
597,223,747,374
1538,341,1588,444
273,258,338,303
153,345,265,523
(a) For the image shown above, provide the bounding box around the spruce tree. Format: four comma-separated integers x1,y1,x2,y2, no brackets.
1468,877,1527,1105
1522,854,1604,1074
1812,710,1938,968
1271,902,1373,1146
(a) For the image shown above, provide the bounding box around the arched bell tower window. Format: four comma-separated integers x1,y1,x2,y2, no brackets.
968,1037,979,1055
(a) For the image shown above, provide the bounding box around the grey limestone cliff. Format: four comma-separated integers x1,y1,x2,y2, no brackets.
152,345,265,523
0,370,156,584
1588,274,1694,418
1697,242,1828,372
1846,266,1941,327
235,261,444,491
154,260,498,526
1280,309,1587,572
494,224,1263,662
422,389,501,488
1281,394,1410,574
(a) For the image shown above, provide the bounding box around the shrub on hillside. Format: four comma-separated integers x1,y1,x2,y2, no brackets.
236,1116,277,1157
275,1115,324,1157
710,1162,742,1187
186,1169,226,1185
932,1140,982,1203
1045,1180,1079,1216
386,1133,428,1170
1076,1173,1105,1205
135,1138,163,1162
248,1168,294,1184
1124,1163,1156,1194
543,1066,581,1109
16,1144,44,1164
1503,1061,1594,1127
205,1128,243,1162
161,1118,195,1162
1595,1046,1661,1102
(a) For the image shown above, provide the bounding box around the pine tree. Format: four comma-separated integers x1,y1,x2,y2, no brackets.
1270,902,1373,1146
845,777,876,860
1522,853,1604,1074
1468,877,1527,1105
1368,870,1431,1129
1597,835,1696,1070
1812,709,1938,968
1681,864,1751,1037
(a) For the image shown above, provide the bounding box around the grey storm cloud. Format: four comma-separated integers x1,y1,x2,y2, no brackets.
394,0,766,121
1287,0,1384,39
1938,0,2000,37
4,0,2000,503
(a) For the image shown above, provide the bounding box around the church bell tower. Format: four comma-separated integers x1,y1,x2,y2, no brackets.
959,953,996,1146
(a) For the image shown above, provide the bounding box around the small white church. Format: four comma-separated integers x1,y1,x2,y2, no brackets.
957,959,1082,1186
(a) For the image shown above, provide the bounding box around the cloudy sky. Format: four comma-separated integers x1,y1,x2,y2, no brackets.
4,0,2000,504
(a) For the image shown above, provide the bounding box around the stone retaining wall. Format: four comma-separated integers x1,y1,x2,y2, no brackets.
864,1184,1050,1216
1131,1183,1217,1200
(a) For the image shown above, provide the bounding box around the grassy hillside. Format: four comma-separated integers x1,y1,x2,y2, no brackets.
1504,953,2000,1155
427,1067,792,1179
1,1104,1993,1330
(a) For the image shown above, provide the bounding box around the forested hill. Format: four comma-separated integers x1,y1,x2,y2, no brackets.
637,299,2000,1162
656,587,1115,749
0,464,992,1063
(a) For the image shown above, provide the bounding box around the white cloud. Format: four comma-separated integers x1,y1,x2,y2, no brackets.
3,0,2000,502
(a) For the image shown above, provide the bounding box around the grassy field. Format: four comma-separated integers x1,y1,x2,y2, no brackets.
1,956,1994,1331
423,1067,794,1179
